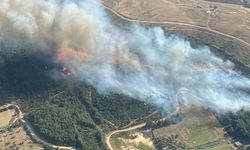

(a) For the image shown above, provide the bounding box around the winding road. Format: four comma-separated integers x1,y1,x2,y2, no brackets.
100,2,250,48
105,89,187,150
1,2,248,150
100,4,250,148
0,104,75,150
106,122,147,150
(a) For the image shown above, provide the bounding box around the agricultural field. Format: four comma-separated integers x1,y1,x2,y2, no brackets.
103,0,250,67
110,108,232,150
103,0,250,42
152,107,232,149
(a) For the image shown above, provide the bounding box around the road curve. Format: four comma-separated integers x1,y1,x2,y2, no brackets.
105,90,185,150
0,104,75,150
106,122,146,150
100,2,250,48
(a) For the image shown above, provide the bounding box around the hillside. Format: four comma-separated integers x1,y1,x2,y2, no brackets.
0,53,158,149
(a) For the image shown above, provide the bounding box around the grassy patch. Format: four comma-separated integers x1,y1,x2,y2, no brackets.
153,107,232,149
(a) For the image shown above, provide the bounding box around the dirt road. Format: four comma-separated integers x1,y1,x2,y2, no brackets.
106,122,146,150
105,89,186,150
100,2,250,48
0,104,75,150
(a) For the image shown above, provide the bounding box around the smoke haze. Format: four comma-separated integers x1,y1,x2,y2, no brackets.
0,0,250,111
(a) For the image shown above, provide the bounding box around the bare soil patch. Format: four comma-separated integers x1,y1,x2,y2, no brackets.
112,132,154,150
0,123,43,150
0,109,14,127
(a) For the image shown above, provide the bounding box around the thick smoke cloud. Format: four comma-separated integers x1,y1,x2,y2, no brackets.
0,0,250,111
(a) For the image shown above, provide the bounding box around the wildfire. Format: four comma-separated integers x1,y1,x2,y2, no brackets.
57,47,93,61
57,43,152,76
63,67,71,76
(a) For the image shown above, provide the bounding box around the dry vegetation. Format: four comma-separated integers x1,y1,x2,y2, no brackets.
111,132,154,150
103,0,250,67
0,107,43,150
103,0,250,42
0,109,14,128
0,125,43,150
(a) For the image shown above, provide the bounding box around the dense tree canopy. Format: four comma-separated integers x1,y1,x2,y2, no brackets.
0,52,173,149
27,91,103,149
220,109,250,141
92,92,157,126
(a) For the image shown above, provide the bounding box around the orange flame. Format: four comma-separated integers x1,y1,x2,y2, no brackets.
57,47,92,61
57,42,152,76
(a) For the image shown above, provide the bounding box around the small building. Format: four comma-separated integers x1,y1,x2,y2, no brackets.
234,141,242,147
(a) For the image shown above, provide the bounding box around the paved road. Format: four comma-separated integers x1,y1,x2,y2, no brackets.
100,2,250,48
105,90,185,150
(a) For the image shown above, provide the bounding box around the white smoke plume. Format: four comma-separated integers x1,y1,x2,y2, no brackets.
0,0,250,111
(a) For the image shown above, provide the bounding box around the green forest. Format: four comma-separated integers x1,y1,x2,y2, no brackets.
27,92,103,149
220,109,250,141
1,38,250,149
0,53,157,149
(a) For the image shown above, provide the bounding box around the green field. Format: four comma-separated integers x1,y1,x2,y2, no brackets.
153,107,232,149
110,108,232,150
